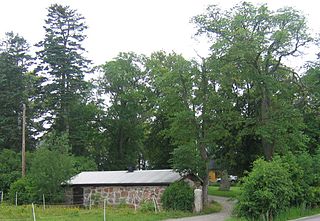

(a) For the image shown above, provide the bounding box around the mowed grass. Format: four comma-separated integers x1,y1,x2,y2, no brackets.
0,201,222,221
208,186,242,198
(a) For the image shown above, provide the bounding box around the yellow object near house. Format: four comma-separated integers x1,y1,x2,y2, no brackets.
209,169,217,182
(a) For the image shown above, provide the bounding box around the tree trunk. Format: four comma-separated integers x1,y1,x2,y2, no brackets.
199,59,209,206
261,86,274,161
202,162,209,206
200,142,209,206
118,127,124,161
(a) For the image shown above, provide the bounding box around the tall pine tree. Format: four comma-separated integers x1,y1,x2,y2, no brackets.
0,32,32,151
36,4,91,137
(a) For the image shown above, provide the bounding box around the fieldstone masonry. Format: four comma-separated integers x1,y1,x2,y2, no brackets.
69,185,167,207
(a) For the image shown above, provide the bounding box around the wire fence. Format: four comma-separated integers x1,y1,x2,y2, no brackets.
0,199,109,221
0,191,161,221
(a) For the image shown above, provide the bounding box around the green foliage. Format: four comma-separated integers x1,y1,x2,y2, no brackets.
0,149,21,193
29,147,74,202
100,52,148,170
236,157,293,220
308,186,320,207
171,144,205,177
280,151,320,207
28,132,75,203
281,152,312,206
36,3,92,141
193,2,311,161
302,66,320,153
161,181,194,212
72,156,97,173
146,51,211,205
139,200,155,212
8,177,35,204
0,32,32,151
40,131,71,154
144,114,175,169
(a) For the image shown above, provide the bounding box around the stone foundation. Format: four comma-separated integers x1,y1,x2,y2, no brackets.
67,185,167,208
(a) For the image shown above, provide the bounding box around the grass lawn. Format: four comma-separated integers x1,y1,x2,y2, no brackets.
208,186,242,198
225,206,320,221
0,204,191,221
0,201,222,221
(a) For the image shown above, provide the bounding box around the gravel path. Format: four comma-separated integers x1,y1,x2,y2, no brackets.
165,196,235,221
290,215,320,221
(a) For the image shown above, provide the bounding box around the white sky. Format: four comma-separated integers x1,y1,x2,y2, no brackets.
0,0,319,67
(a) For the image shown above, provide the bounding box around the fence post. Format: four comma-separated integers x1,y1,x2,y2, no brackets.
103,198,106,221
32,203,36,221
134,195,137,211
0,190,3,204
89,193,92,210
152,196,158,213
42,194,45,211
15,192,17,206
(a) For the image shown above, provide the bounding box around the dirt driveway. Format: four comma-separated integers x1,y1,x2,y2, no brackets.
165,196,235,221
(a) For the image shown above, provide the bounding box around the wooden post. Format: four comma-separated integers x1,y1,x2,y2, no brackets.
42,194,45,211
15,192,17,206
103,198,106,221
0,190,3,204
22,103,26,177
134,195,137,211
152,197,158,213
32,203,36,221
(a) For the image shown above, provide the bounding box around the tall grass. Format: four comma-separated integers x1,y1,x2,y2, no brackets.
226,206,320,221
274,206,320,221
0,204,192,221
0,201,221,221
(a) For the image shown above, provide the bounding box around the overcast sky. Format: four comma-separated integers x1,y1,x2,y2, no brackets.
1,0,319,66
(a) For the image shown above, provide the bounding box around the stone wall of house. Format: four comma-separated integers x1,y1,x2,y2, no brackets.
64,187,73,204
80,185,167,207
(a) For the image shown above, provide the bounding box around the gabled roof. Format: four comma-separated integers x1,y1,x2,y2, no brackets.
66,169,182,186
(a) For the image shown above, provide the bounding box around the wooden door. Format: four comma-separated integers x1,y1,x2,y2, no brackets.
73,187,84,205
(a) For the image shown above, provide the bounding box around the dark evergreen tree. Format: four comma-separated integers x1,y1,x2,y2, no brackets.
36,4,91,137
0,32,32,151
36,4,102,157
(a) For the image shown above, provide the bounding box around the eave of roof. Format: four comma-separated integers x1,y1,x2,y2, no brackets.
65,169,182,186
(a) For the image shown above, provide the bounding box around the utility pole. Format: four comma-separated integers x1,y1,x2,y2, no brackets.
22,103,26,177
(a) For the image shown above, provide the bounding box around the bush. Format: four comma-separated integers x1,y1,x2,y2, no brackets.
8,177,36,205
29,148,74,203
236,157,293,221
308,186,320,207
161,181,194,212
0,149,21,193
281,152,313,206
139,200,155,212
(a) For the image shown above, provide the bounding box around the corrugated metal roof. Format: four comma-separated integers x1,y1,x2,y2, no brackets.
66,169,182,186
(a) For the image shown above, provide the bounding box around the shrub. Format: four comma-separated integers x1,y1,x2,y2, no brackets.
236,157,293,221
139,200,155,212
308,186,320,207
281,152,313,206
161,181,194,212
8,177,36,205
0,149,21,193
29,148,74,203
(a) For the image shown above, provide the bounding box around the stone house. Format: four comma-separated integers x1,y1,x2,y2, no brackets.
64,169,184,207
